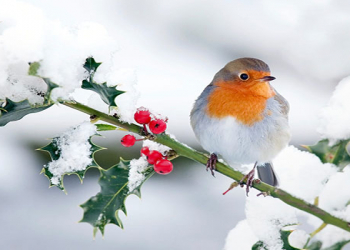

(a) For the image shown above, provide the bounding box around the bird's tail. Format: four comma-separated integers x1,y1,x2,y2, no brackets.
257,162,279,186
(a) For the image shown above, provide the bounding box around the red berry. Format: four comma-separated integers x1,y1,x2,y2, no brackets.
141,146,150,156
147,150,163,164
134,108,151,124
149,119,167,134
154,159,173,175
121,134,136,147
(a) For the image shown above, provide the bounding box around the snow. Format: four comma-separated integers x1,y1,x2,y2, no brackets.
245,193,298,250
273,146,337,202
127,140,170,192
318,76,350,144
307,166,350,247
223,220,258,250
45,121,97,185
142,140,171,155
0,0,140,120
288,230,309,249
127,156,149,192
224,146,343,249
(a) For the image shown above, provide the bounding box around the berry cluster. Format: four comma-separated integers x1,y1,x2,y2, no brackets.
134,107,167,134
120,107,173,175
141,146,173,175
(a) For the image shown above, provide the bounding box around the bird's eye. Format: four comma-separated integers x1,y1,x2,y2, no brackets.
239,73,249,81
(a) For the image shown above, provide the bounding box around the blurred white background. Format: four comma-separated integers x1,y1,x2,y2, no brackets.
1,0,350,249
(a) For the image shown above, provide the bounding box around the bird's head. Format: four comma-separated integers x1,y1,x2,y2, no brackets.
213,58,275,88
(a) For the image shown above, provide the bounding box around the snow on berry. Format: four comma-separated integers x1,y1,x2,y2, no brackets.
154,159,173,175
134,107,151,124
121,134,136,147
140,146,150,156
147,150,163,165
149,119,167,134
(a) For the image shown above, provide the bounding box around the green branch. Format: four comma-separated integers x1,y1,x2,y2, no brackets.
64,101,350,233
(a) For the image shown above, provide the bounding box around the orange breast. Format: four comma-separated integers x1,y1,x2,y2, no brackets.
206,82,275,126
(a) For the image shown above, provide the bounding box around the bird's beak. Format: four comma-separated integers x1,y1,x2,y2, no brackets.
259,76,276,82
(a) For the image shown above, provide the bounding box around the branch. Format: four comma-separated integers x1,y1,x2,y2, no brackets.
64,101,350,233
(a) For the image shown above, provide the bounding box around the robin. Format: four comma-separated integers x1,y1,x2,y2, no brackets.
190,58,290,194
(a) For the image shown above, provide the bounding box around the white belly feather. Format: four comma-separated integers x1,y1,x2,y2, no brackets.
191,97,290,171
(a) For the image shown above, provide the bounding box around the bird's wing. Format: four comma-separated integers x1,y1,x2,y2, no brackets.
272,87,289,116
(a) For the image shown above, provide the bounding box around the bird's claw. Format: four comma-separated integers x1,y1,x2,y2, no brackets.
239,168,256,196
206,153,217,176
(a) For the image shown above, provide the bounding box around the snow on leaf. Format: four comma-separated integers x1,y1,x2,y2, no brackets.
251,230,301,250
79,158,154,236
38,123,104,192
82,57,124,107
304,139,350,170
0,69,59,127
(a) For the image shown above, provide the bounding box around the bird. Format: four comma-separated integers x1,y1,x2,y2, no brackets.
190,58,290,194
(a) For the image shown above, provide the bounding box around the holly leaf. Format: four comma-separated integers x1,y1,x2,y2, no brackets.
0,98,52,126
80,158,154,236
252,230,301,250
323,240,350,250
82,57,124,107
304,139,350,170
0,64,59,127
38,134,104,192
307,241,322,250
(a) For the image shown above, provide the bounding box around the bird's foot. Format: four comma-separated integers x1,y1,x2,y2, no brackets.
206,153,217,176
239,168,256,196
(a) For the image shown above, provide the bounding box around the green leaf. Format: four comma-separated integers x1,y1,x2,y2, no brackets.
252,230,301,250
0,67,59,127
38,133,104,192
252,241,268,250
80,158,154,236
323,240,350,250
95,124,117,131
307,241,322,250
304,139,350,170
0,98,52,126
82,57,124,107
28,61,41,76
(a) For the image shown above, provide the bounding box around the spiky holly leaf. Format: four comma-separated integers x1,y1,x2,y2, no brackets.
252,230,301,250
82,57,124,107
304,139,350,170
80,158,154,236
0,98,52,126
38,133,104,192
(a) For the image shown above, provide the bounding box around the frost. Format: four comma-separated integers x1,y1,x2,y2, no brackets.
46,122,96,184
127,156,149,192
318,76,350,144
